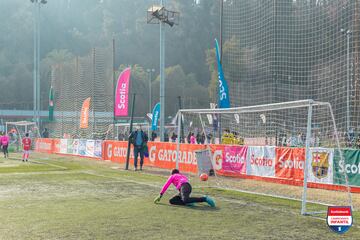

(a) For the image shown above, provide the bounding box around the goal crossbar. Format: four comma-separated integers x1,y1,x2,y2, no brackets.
178,99,329,114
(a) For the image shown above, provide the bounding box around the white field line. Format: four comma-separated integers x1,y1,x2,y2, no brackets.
9,157,68,170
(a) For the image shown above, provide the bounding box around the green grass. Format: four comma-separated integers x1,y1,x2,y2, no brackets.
0,153,358,240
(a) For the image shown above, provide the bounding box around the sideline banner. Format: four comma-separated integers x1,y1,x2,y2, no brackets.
60,139,68,154
35,138,53,154
222,145,247,174
247,146,275,177
103,141,205,173
86,140,95,157
72,139,79,155
94,140,102,157
307,148,333,184
79,139,87,156
334,149,360,186
275,147,305,180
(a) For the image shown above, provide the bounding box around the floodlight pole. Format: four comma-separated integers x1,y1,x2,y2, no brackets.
159,0,166,142
32,2,37,126
31,0,46,129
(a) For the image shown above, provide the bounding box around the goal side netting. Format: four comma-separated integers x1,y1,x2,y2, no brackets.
175,100,353,215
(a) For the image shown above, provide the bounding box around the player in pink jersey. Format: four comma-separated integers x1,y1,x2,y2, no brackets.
1,133,10,158
22,133,32,162
154,169,215,207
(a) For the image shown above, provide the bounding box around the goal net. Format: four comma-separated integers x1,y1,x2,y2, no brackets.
175,100,354,215
5,121,40,152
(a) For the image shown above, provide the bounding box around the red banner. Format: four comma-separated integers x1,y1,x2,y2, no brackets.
35,138,54,154
275,147,305,180
103,141,205,173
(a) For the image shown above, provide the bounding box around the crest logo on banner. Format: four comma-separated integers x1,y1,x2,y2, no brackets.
311,152,329,179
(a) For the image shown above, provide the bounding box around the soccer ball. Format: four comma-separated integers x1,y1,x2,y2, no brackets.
200,173,208,181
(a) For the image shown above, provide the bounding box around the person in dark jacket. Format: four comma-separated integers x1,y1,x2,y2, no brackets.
129,126,148,171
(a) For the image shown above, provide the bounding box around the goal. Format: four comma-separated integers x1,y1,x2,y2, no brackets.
175,100,353,215
5,121,41,152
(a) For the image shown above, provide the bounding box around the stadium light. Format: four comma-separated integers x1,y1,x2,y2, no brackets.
340,28,352,134
147,1,179,141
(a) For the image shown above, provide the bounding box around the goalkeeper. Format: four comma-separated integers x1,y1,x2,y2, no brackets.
154,169,215,207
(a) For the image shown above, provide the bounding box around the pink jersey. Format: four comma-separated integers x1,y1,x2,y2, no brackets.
1,135,9,145
190,135,196,144
160,173,189,195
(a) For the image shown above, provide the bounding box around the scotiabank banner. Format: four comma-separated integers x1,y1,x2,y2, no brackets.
275,147,305,180
221,145,247,174
247,146,275,177
103,141,205,173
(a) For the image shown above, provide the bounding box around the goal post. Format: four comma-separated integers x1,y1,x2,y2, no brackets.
175,100,353,215
5,121,41,152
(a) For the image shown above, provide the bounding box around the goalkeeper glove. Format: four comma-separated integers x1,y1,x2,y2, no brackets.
154,194,162,204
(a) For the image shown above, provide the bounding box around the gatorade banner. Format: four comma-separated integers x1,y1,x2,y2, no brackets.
247,146,275,177
215,38,230,108
103,141,205,173
334,149,360,186
222,146,247,174
307,148,333,184
80,97,91,129
114,67,131,117
275,147,305,180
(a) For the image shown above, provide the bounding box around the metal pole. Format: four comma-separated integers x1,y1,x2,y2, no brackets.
33,2,37,124
176,111,182,169
37,2,41,129
126,93,136,170
177,96,184,143
159,0,165,141
346,32,350,133
301,100,313,215
218,0,224,143
148,70,152,114
112,38,116,139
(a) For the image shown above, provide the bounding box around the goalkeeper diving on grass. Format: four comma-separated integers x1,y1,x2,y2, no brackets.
154,169,216,207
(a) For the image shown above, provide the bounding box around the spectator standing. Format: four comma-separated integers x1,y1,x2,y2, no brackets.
129,126,148,171
190,133,196,144
151,131,157,141
42,128,49,138
171,132,177,142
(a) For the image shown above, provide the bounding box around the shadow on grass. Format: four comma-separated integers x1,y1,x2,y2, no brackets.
155,202,220,212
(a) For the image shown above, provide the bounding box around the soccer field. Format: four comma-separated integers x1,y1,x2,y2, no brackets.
0,153,358,240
